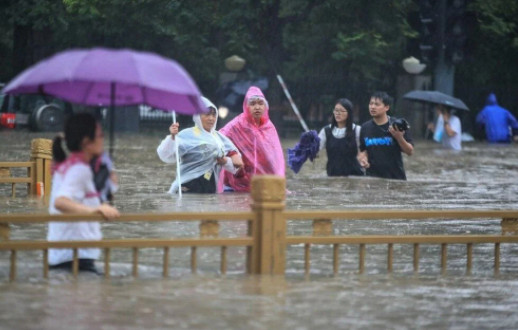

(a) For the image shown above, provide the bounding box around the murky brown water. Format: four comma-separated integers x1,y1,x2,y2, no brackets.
1,129,518,329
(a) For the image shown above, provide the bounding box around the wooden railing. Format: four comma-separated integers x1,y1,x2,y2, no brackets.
1,176,518,281
0,138,52,204
0,162,35,197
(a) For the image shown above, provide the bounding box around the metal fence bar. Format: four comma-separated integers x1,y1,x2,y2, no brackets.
221,246,227,275
163,247,169,278
413,243,419,273
72,248,78,278
304,243,310,276
132,248,139,278
43,249,48,279
387,243,393,273
441,243,448,275
494,243,500,275
191,247,197,274
333,244,339,275
359,244,365,274
9,250,16,282
104,248,111,279
466,243,473,275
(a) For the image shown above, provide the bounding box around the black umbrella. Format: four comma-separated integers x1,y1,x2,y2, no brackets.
403,90,469,111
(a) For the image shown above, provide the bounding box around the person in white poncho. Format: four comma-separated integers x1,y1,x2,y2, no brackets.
157,97,243,194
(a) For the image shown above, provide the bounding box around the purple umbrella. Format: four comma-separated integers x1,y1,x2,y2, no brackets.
2,47,206,197
287,130,320,173
2,47,207,155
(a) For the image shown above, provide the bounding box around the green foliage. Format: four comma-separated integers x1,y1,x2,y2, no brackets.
2,0,516,122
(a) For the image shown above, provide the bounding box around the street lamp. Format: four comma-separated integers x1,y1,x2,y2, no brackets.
402,56,427,75
224,55,246,72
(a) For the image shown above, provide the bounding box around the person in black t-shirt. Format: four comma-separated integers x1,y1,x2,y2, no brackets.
357,92,414,180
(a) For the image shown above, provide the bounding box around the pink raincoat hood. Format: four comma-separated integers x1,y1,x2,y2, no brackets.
219,86,285,192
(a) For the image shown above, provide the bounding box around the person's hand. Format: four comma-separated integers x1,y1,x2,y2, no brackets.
169,123,179,139
357,152,370,169
230,154,244,169
388,125,405,141
95,204,120,220
110,172,119,185
216,156,228,165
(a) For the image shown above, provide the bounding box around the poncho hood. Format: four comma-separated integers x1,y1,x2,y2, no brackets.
243,86,269,126
486,93,498,106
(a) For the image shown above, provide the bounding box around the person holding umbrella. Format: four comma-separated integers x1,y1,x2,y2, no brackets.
48,113,120,274
316,98,364,176
219,86,285,192
357,91,414,180
157,97,243,194
427,104,462,151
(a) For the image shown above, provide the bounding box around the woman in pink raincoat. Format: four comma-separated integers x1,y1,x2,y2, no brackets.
219,86,285,192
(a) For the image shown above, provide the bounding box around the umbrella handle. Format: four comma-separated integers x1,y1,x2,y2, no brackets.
173,111,182,198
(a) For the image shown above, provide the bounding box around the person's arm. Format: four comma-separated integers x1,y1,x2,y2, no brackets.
55,165,119,219
55,197,119,219
357,126,370,167
388,126,414,156
508,111,518,130
442,114,458,137
318,127,327,151
354,125,361,153
156,123,180,163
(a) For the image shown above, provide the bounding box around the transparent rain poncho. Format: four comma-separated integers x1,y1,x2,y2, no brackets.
157,98,239,194
219,86,285,192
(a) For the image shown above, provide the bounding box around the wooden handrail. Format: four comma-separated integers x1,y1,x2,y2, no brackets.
2,209,516,225
284,209,518,220
0,212,254,224
286,235,518,244
0,162,35,167
0,177,33,184
0,237,253,250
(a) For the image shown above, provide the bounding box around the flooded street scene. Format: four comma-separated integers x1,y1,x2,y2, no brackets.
1,130,518,329
2,0,518,328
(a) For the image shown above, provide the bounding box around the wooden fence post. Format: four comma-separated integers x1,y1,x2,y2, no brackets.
250,175,286,275
30,138,53,205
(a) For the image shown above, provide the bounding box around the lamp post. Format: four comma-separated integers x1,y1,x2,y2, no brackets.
397,57,432,139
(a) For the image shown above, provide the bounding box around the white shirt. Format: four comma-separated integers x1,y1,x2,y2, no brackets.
440,115,462,151
47,160,102,265
318,124,361,151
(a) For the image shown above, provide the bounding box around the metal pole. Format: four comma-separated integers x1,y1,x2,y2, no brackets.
172,111,182,198
276,75,309,132
109,82,116,157
433,0,455,95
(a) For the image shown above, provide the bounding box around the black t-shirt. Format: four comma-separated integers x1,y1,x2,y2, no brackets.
359,118,413,180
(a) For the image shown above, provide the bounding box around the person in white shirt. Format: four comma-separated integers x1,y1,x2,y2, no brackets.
157,97,243,194
48,113,119,274
317,98,364,176
427,104,462,151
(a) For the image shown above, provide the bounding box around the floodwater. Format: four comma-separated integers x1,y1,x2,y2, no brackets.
1,129,518,329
